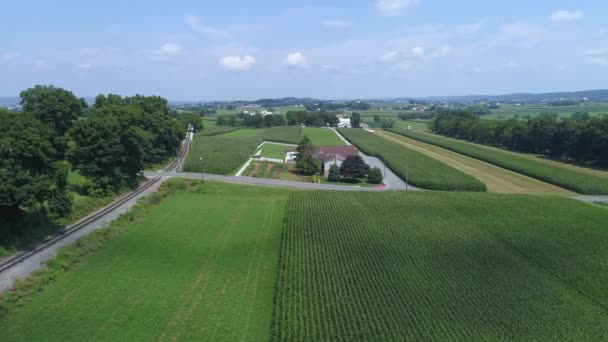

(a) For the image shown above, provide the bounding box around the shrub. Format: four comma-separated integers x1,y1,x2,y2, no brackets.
368,167,383,184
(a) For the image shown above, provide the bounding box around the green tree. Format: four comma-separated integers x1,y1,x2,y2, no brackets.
0,109,72,220
328,164,341,182
351,113,361,128
340,155,370,179
368,167,383,184
374,115,381,122
68,109,149,194
179,112,203,131
20,85,87,158
295,135,320,175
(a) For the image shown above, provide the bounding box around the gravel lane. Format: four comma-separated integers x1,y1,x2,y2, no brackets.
0,179,168,293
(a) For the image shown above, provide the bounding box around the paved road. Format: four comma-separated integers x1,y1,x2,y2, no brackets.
576,196,608,203
331,128,419,191
146,172,392,192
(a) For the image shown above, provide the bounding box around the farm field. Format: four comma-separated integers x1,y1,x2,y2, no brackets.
0,180,293,341
221,128,263,137
260,143,290,160
393,119,429,131
376,131,574,195
199,126,239,136
485,103,608,120
302,128,345,145
338,128,486,192
386,129,608,195
184,127,301,174
272,191,608,341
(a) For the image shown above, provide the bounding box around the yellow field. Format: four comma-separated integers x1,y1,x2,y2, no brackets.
376,131,575,195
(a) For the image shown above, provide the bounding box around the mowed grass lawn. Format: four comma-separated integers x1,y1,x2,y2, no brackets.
302,128,346,145
261,143,291,160
221,128,265,137
1,181,293,341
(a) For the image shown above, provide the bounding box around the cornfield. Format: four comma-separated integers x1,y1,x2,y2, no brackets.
386,128,608,195
338,128,486,191
272,191,608,340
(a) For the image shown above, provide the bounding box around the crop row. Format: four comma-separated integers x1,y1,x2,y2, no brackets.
263,126,302,144
271,191,608,341
386,128,608,195
338,128,486,191
198,126,240,137
183,135,262,174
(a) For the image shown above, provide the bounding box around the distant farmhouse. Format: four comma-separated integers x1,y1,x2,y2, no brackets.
284,145,359,176
238,105,278,116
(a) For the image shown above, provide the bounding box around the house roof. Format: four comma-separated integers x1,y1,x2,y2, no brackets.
284,145,359,163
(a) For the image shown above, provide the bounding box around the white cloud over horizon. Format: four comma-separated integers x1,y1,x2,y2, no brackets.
285,52,309,67
324,19,352,29
551,10,584,23
219,55,257,71
157,43,183,56
377,0,420,16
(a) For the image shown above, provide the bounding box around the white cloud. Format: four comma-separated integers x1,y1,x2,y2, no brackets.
219,55,256,71
377,0,420,16
500,23,540,38
551,10,584,23
78,63,92,69
411,46,425,57
157,43,183,56
380,51,399,62
586,49,608,65
324,19,352,29
285,52,309,67
1,51,20,61
185,15,230,39
432,45,450,57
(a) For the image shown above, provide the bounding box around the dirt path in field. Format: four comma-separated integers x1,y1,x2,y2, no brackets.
376,131,576,195
417,132,608,179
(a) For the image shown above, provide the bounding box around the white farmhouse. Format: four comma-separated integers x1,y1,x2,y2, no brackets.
337,118,351,128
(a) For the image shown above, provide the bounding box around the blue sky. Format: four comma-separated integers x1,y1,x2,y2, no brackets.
1,0,607,100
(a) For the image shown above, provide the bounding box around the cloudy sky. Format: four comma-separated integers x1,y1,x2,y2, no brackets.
1,0,606,100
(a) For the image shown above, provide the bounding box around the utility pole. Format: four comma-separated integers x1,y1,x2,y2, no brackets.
200,156,204,183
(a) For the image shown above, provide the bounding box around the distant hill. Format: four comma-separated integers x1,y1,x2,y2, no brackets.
380,90,608,103
0,97,20,106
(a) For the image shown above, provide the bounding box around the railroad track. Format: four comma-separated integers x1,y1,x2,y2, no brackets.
0,126,193,275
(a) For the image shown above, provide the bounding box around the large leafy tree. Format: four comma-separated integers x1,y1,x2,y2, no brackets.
0,109,71,221
340,155,370,179
68,106,151,193
295,135,320,175
178,112,203,132
351,113,361,128
20,85,87,158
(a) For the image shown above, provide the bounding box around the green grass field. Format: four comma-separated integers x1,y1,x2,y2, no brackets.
485,103,608,120
386,128,608,195
221,128,264,137
260,143,289,160
199,126,239,136
0,180,293,341
393,120,429,131
302,128,346,145
183,135,261,174
272,191,608,340
338,128,486,192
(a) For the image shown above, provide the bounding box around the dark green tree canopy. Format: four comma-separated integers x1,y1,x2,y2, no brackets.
0,109,71,217
340,155,370,179
328,164,341,182
368,167,383,184
20,85,87,138
295,135,320,175
351,113,361,129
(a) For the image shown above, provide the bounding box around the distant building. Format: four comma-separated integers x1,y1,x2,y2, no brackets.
337,118,351,128
284,145,360,176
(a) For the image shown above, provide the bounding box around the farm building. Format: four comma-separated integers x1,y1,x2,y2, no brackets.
284,145,359,175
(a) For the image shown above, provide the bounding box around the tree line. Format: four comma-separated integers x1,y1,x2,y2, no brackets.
430,110,608,165
1,85,186,233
